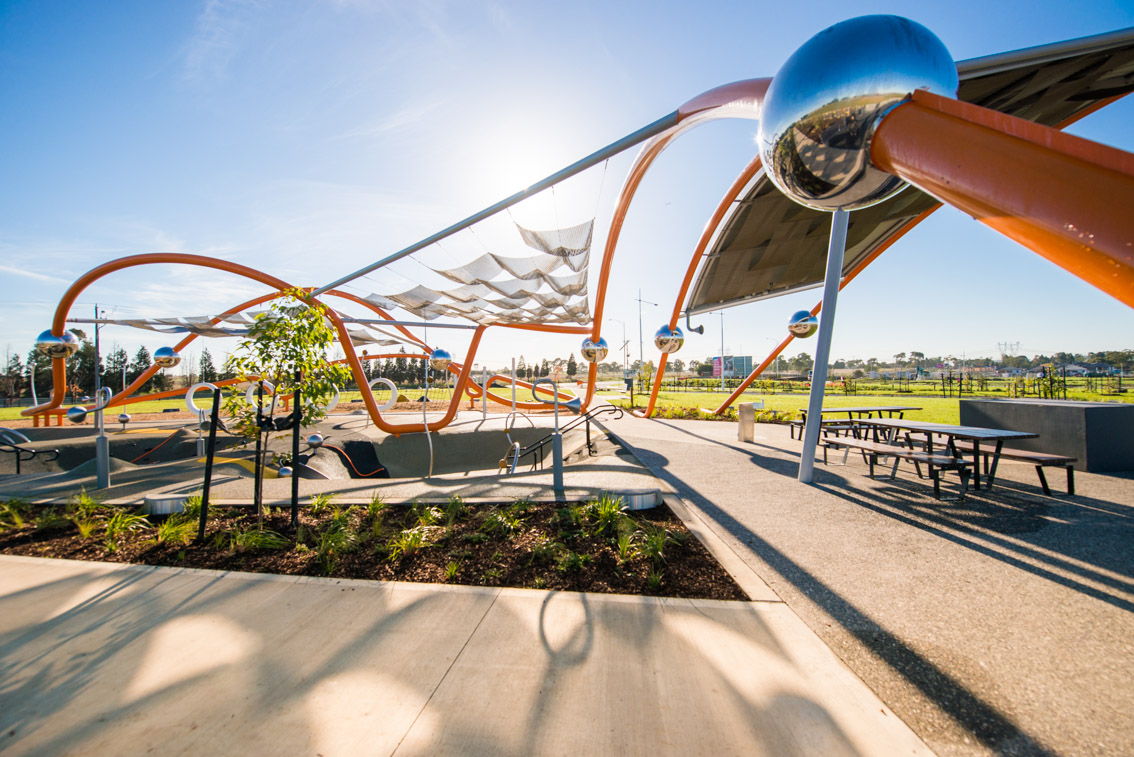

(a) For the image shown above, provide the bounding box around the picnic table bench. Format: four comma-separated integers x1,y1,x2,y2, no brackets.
790,405,921,440
818,435,972,500
949,439,1075,495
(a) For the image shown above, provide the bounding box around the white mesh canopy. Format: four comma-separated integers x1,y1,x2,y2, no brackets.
87,314,406,347
362,219,594,325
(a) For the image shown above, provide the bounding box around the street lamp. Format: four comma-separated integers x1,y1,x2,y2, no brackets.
635,290,656,369
607,318,628,376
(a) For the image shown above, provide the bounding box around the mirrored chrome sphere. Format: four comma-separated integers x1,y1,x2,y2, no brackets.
428,348,452,372
35,330,80,359
67,406,88,424
788,310,819,338
758,15,957,211
654,325,685,354
153,346,181,369
278,466,293,478
117,413,131,425
580,337,609,363
307,433,324,449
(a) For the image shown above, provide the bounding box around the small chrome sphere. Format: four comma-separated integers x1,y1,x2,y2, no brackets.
35,330,80,359
153,346,181,369
307,433,324,450
758,15,957,211
580,337,609,363
67,406,88,424
278,466,293,478
654,325,685,354
788,310,819,338
428,348,452,372
118,413,131,425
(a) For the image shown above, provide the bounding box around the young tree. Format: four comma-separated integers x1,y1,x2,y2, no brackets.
223,289,351,437
540,358,550,377
0,352,24,401
104,347,129,391
566,353,578,377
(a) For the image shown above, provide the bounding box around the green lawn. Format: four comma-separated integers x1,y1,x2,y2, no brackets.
598,390,964,424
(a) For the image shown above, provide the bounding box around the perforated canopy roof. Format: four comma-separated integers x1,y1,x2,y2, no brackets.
686,29,1134,315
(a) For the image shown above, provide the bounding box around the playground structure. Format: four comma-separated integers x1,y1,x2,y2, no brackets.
21,16,1134,484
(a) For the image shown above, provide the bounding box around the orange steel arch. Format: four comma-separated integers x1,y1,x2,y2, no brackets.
635,153,765,417
579,78,770,411
873,89,1134,308
708,92,1132,415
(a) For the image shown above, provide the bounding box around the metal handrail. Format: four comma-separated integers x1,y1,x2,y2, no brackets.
505,405,624,470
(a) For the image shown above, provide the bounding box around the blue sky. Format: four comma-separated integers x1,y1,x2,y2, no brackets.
2,0,1132,376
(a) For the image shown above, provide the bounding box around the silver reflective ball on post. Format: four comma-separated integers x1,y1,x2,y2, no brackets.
67,406,88,424
579,337,609,363
654,325,685,354
428,348,452,372
153,346,181,369
788,310,819,338
118,413,131,425
35,330,80,359
278,466,293,478
307,433,324,449
757,15,957,211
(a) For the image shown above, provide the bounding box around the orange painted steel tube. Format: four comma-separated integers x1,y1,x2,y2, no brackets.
580,78,769,414
710,93,1130,416
872,90,1134,309
636,154,764,418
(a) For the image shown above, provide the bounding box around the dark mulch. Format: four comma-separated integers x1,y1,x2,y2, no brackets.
0,497,748,601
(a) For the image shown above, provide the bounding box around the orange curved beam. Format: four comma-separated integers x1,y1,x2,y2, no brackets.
873,89,1134,308
25,253,473,435
636,153,764,417
579,77,770,412
710,93,1131,415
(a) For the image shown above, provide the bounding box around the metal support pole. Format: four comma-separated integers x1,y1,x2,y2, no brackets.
254,381,264,512
799,208,849,483
511,358,516,412
197,388,221,542
93,306,110,489
720,311,725,393
291,371,301,528
481,367,488,420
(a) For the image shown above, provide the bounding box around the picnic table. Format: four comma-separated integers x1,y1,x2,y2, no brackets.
791,405,921,439
852,418,1037,491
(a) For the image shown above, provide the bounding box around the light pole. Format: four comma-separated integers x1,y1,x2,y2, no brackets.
635,289,656,370
607,318,628,376
719,311,725,392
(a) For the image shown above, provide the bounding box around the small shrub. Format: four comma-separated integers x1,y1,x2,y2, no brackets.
586,493,626,537
483,567,502,583
646,569,664,592
481,509,523,537
36,507,70,531
155,515,196,546
557,550,591,574
366,492,387,519
75,519,99,539
616,532,638,563
639,527,671,567
104,510,152,543
316,527,357,575
68,488,109,520
181,492,203,519
223,526,289,553
414,505,442,528
444,561,461,581
443,495,466,526
310,493,337,515
0,499,31,531
462,532,489,544
387,526,431,561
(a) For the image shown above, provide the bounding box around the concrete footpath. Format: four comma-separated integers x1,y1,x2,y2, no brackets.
605,416,1134,757
0,555,929,756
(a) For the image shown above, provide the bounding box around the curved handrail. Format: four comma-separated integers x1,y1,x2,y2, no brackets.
504,405,625,471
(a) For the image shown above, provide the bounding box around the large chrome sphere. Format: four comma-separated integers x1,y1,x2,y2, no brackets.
117,413,131,425
580,337,609,363
307,433,324,449
35,330,80,359
758,15,957,211
67,406,88,424
654,325,685,354
788,310,819,338
153,346,181,369
278,466,293,478
428,348,452,372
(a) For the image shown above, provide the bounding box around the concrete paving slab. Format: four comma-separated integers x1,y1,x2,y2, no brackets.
0,556,929,757
604,415,1134,756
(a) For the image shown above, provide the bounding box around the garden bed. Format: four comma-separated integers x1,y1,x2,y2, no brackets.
0,493,747,601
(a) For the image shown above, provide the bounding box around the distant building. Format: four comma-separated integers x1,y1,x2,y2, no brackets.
713,355,753,378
